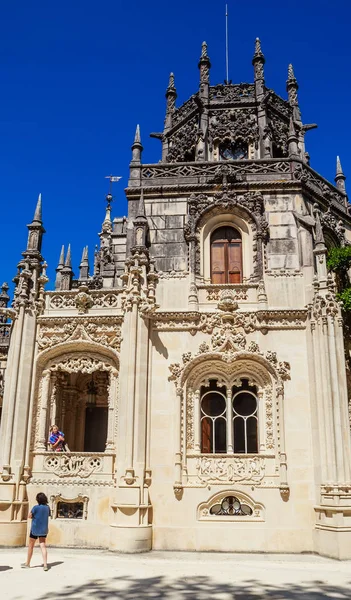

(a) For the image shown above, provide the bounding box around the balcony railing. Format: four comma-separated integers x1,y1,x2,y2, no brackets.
31,451,115,483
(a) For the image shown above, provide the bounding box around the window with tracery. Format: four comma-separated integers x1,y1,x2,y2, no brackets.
210,226,242,284
200,378,258,454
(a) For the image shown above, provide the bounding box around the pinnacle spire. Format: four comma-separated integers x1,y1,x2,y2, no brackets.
58,244,65,267
336,155,344,176
65,244,72,268
136,189,147,220
335,155,347,194
33,193,42,222
167,72,176,92
134,124,141,145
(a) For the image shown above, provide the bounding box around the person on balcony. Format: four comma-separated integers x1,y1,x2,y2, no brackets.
48,425,66,452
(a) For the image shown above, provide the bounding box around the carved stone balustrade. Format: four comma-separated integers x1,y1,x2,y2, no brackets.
128,158,348,213
30,452,115,486
197,283,258,307
44,289,124,316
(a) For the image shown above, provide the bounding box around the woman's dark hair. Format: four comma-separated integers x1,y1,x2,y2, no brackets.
36,492,48,505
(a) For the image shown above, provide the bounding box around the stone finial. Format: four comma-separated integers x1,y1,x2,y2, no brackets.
65,244,72,268
286,63,299,113
335,155,347,194
253,37,264,59
198,41,211,86
33,193,42,222
201,41,208,58
287,63,295,81
252,37,265,86
166,72,176,95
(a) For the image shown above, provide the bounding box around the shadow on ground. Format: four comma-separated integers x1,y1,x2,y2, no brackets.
0,565,12,572
36,575,351,599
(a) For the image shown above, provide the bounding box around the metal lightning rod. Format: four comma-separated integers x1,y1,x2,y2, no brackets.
225,4,229,84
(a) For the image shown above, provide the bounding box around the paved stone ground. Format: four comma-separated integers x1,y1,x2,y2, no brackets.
1,548,351,599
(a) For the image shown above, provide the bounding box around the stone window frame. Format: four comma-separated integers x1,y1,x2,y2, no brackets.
33,352,119,454
200,214,254,284
197,489,265,522
50,493,89,520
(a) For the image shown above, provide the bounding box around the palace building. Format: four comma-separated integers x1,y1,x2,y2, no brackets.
0,39,351,558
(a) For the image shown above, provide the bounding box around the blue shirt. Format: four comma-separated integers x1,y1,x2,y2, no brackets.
31,504,50,536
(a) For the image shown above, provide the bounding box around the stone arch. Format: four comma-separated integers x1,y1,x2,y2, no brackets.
201,211,254,282
32,345,119,454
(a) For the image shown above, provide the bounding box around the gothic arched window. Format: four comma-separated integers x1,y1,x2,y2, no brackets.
210,226,242,284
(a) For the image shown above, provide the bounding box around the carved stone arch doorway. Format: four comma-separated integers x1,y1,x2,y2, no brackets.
34,352,119,454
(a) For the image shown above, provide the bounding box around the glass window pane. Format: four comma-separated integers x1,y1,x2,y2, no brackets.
233,392,257,417
233,417,246,453
201,393,226,417
214,418,227,453
246,416,258,453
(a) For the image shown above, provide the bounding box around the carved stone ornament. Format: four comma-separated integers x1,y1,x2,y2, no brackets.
217,289,238,312
196,456,265,483
153,309,307,335
37,318,122,352
169,323,291,389
74,286,93,314
208,108,260,149
49,354,118,375
44,454,102,478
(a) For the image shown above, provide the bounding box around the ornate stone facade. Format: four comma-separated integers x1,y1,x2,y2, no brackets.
0,40,351,559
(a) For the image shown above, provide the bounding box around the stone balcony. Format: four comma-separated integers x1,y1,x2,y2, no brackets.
30,452,115,485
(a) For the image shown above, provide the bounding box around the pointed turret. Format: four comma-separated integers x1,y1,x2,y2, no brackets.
335,156,347,194
24,194,45,257
55,244,65,290
252,37,265,91
79,246,89,280
60,244,73,290
130,124,143,165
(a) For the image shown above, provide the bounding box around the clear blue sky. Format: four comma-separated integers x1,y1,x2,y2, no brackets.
0,0,349,291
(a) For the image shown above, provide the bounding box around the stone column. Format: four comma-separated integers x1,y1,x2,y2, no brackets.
276,382,288,489
174,388,183,488
36,370,51,451
124,300,138,482
258,390,266,452
188,239,199,310
49,375,58,427
105,371,117,451
193,390,201,453
226,389,233,453
0,305,25,472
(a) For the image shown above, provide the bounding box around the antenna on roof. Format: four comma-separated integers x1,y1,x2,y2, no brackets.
225,4,229,84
